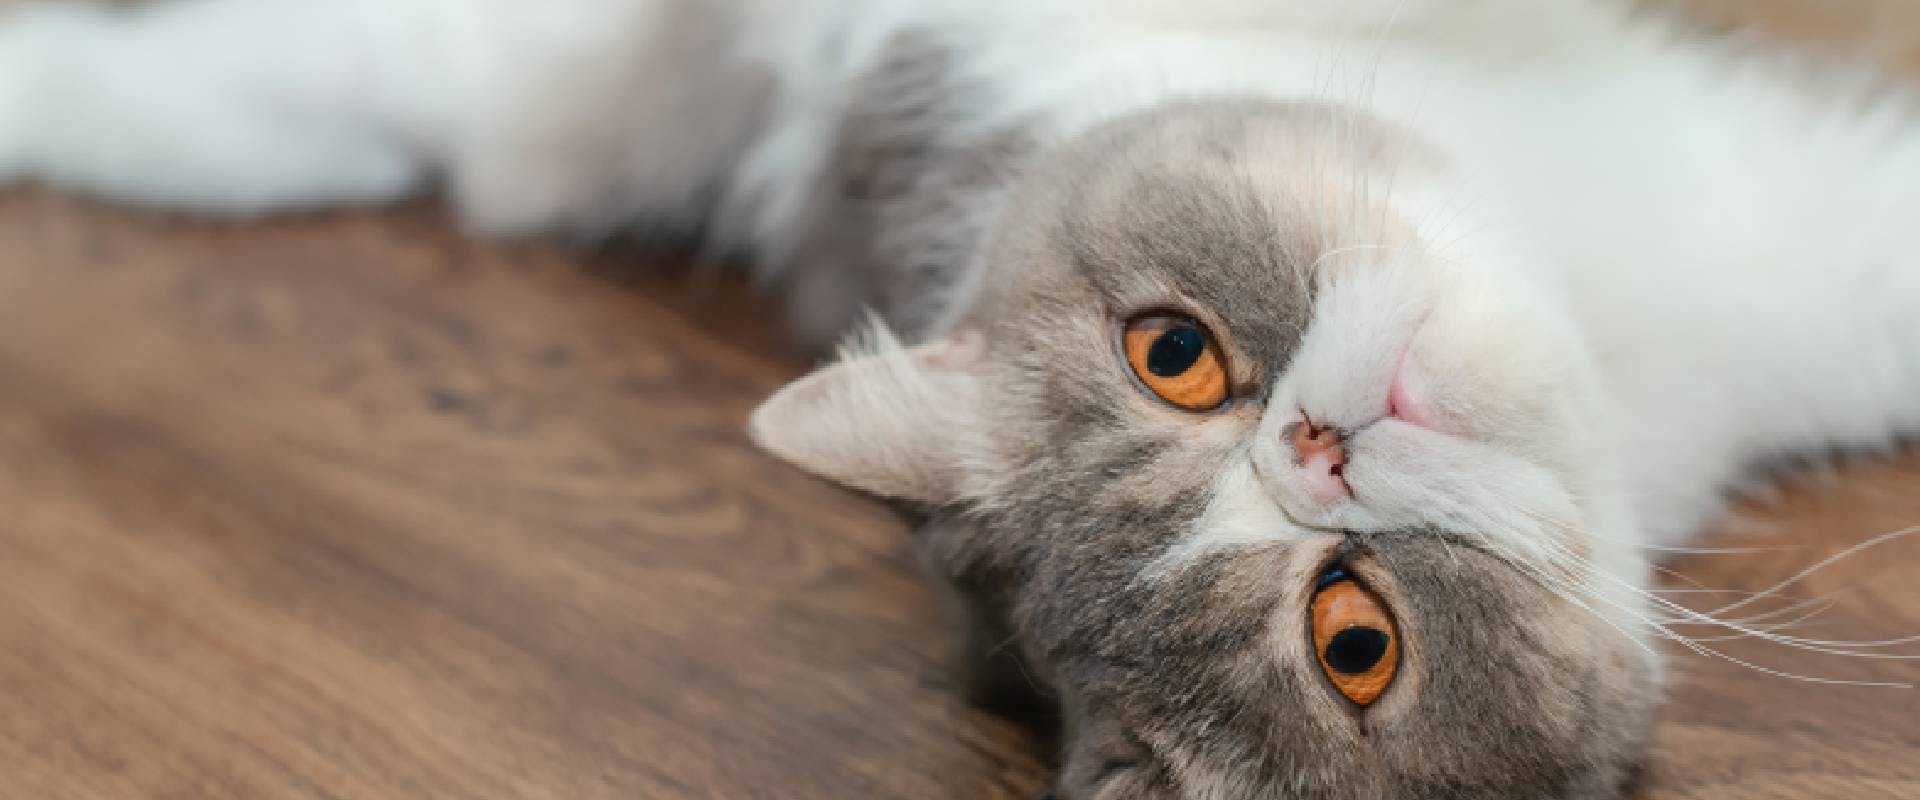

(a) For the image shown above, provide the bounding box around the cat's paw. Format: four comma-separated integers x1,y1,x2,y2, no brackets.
0,36,25,183
0,4,115,185
0,4,72,185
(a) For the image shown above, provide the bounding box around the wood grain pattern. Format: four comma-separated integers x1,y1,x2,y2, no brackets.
0,2,1916,798
0,196,1048,799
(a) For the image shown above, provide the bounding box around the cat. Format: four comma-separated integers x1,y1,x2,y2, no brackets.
3,0,1919,797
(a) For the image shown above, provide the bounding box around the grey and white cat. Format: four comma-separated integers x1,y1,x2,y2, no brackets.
4,1,1919,797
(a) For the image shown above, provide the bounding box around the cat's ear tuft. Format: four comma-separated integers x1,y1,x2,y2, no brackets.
749,324,990,505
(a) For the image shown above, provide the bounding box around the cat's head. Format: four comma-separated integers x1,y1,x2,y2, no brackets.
753,101,1658,799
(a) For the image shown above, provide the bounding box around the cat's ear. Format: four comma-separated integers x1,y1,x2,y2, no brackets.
749,326,990,505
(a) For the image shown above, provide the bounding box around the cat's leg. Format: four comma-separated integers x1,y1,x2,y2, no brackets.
0,0,448,213
0,0,770,235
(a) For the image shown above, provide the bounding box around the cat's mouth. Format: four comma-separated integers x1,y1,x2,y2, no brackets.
1385,327,1440,432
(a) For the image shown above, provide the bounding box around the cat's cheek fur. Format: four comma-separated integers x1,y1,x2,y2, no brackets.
1144,461,1309,576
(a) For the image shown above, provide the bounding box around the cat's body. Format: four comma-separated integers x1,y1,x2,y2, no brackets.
4,1,1917,797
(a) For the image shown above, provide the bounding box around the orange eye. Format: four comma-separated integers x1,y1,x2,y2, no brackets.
1311,573,1400,707
1122,314,1228,411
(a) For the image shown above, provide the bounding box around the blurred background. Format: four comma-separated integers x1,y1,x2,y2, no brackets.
0,1,1916,798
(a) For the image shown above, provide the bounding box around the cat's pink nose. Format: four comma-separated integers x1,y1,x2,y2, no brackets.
1292,415,1351,502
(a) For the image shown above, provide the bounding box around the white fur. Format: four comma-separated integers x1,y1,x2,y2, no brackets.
885,0,1920,588
0,0,445,209
3,0,1918,655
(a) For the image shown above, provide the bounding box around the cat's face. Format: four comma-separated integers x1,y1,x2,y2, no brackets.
754,102,1658,799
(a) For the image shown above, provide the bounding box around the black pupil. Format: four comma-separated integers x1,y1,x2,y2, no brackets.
1324,627,1390,675
1146,326,1206,377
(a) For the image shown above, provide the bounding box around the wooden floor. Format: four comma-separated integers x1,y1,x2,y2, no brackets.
1,4,1918,800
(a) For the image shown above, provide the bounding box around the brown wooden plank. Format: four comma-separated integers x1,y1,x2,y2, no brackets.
0,195,1048,799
